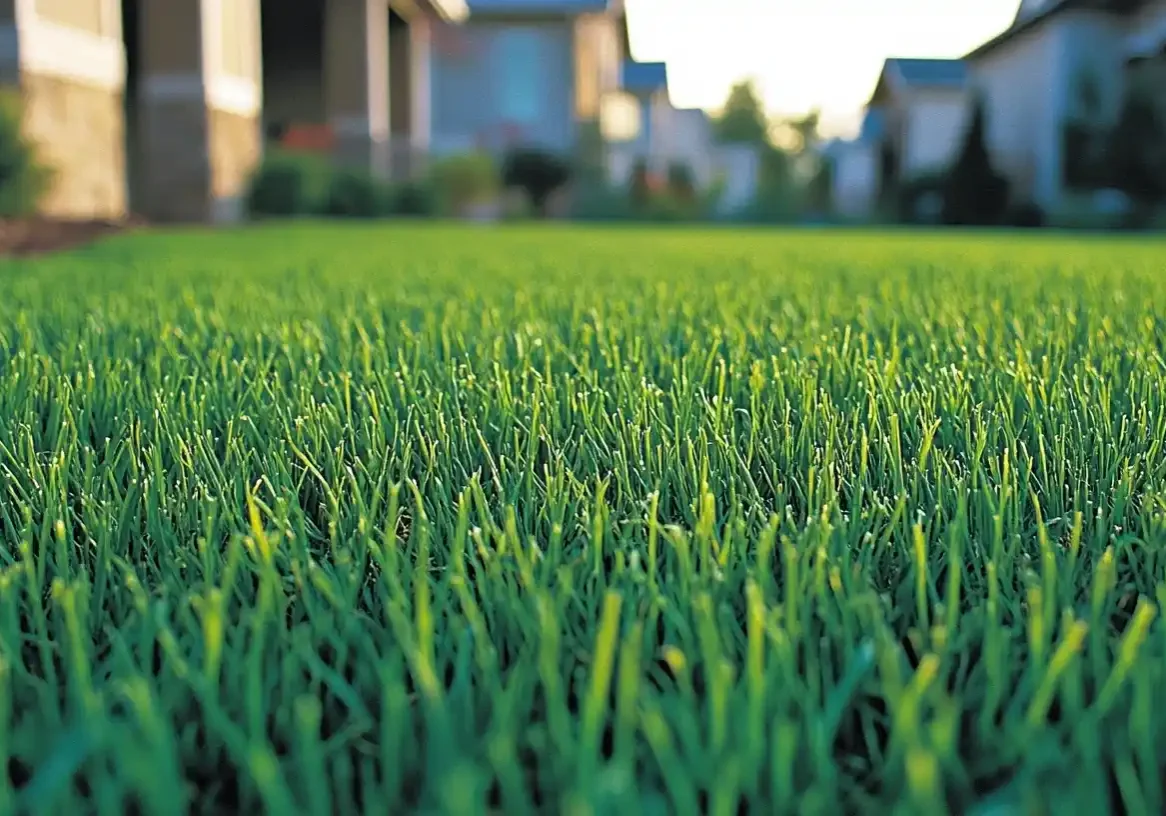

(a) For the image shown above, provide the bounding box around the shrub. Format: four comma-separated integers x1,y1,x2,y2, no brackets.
389,181,437,217
666,161,697,206
1106,73,1166,210
941,93,1010,226
428,152,500,216
1005,201,1046,229
0,90,51,217
245,151,330,217
897,171,947,225
501,148,572,218
627,158,653,212
320,167,391,218
570,180,633,221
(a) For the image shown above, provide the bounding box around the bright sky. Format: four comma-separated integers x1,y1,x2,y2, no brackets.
626,0,1022,137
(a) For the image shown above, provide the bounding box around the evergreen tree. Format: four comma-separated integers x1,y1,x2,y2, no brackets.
713,81,770,146
941,93,1010,226
1106,70,1166,210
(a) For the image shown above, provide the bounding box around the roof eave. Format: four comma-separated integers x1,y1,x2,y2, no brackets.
393,0,470,21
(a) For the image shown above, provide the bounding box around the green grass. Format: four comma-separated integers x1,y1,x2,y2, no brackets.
2,224,1166,815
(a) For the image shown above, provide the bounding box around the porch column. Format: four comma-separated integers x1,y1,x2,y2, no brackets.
138,0,263,223
324,0,390,179
0,0,126,219
409,14,432,160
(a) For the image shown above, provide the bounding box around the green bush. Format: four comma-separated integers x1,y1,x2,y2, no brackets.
570,181,633,221
320,167,392,219
388,181,437,217
245,151,330,218
666,161,697,206
941,93,1010,226
0,90,51,217
427,152,500,216
501,148,572,218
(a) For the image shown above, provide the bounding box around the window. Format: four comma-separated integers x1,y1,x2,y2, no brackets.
494,29,544,125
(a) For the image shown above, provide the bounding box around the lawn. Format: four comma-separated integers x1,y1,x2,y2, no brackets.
1,224,1165,815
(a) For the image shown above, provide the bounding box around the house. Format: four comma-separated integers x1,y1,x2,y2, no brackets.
828,109,885,220
827,57,970,219
424,0,627,158
832,0,1166,220
3,0,467,223
963,0,1166,209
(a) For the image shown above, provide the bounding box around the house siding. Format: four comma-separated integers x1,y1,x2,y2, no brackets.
833,142,878,219
901,87,968,177
430,19,575,155
969,21,1064,207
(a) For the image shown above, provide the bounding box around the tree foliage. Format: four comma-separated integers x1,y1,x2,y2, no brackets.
1105,67,1166,208
713,80,771,146
941,93,1010,226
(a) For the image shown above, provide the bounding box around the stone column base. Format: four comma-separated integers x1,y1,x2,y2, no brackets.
208,107,261,222
19,72,127,219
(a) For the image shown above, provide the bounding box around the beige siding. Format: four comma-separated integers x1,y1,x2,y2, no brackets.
219,0,260,81
35,0,109,36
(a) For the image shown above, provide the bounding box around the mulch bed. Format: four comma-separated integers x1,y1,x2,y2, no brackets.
0,216,147,258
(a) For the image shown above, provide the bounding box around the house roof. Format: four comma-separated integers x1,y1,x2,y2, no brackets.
965,0,1148,60
466,0,610,14
888,58,967,88
621,60,668,93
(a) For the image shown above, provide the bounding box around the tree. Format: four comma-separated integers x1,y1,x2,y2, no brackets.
782,109,822,155
500,148,571,218
713,80,770,145
1105,69,1166,211
1062,68,1108,190
941,93,1010,226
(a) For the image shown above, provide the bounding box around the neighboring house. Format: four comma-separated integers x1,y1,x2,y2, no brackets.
606,58,757,209
827,59,968,220
866,58,969,183
828,109,884,220
834,0,1166,220
964,0,1166,209
426,0,626,157
609,58,669,179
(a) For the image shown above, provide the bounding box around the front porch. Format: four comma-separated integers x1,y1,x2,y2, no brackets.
2,0,464,223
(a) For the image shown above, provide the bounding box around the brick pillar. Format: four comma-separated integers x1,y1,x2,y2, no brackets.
138,0,262,223
324,0,390,179
0,0,126,219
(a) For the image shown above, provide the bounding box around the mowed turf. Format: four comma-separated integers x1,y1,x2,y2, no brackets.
1,224,1166,815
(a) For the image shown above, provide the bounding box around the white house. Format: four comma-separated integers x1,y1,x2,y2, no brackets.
964,0,1166,209
831,0,1166,219
828,109,884,220
605,59,758,211
828,57,970,220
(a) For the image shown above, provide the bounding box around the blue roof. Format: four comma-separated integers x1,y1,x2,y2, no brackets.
466,0,609,13
621,60,668,93
888,58,967,88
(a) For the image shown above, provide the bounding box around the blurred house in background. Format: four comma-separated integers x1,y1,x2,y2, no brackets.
829,109,884,221
965,0,1166,210
424,0,625,158
830,0,1166,221
605,57,760,214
